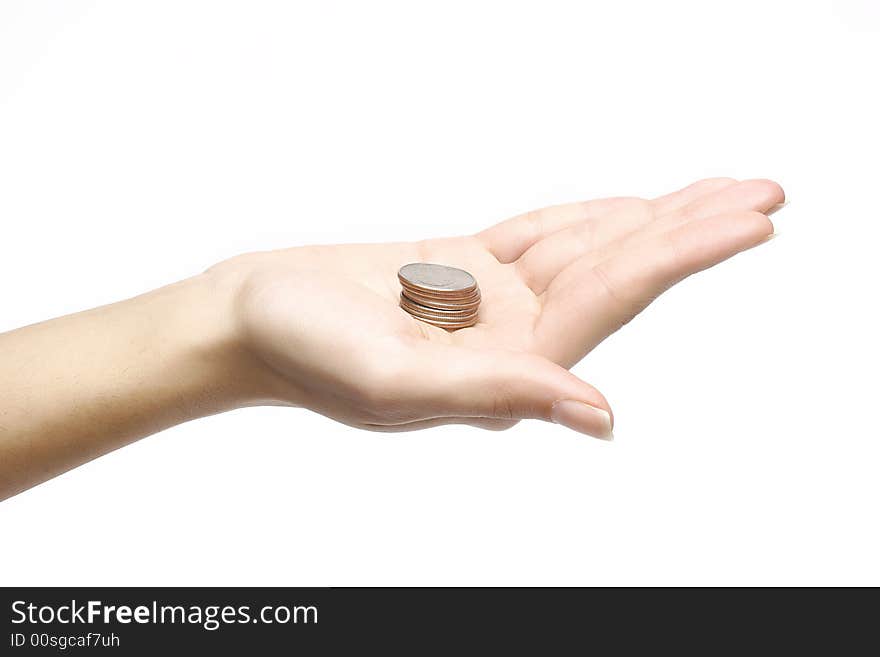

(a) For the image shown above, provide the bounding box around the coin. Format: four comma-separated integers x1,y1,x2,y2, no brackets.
399,296,479,321
400,282,480,301
399,310,478,329
400,285,479,302
401,289,482,311
397,262,481,330
398,263,477,295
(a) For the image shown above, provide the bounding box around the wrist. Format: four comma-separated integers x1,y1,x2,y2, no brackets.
166,268,288,413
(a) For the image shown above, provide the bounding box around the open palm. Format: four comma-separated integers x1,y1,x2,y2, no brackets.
226,177,783,439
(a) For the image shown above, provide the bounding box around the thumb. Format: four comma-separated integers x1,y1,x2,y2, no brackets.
412,345,614,440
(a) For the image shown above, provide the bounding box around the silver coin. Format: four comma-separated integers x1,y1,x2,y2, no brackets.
398,263,477,294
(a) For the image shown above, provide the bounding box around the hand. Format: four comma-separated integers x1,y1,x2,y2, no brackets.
215,177,784,439
0,176,784,499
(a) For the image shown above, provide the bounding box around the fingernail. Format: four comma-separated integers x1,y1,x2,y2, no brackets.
550,400,614,441
766,201,788,216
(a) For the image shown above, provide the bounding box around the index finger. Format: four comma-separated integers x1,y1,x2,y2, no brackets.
477,178,738,265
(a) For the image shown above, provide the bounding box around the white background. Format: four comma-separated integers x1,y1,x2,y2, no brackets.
1,0,878,586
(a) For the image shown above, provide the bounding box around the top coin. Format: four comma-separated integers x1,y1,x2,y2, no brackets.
398,263,477,294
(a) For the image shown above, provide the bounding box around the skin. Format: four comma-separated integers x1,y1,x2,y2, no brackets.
0,177,785,501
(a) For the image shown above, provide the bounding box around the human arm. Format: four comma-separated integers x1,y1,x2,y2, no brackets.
0,177,784,500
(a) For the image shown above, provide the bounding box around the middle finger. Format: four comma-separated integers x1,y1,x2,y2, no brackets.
515,177,738,293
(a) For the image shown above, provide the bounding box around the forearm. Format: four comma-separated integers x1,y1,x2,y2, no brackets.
0,272,272,500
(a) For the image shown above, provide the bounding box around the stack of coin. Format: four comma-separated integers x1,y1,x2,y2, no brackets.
398,262,480,330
